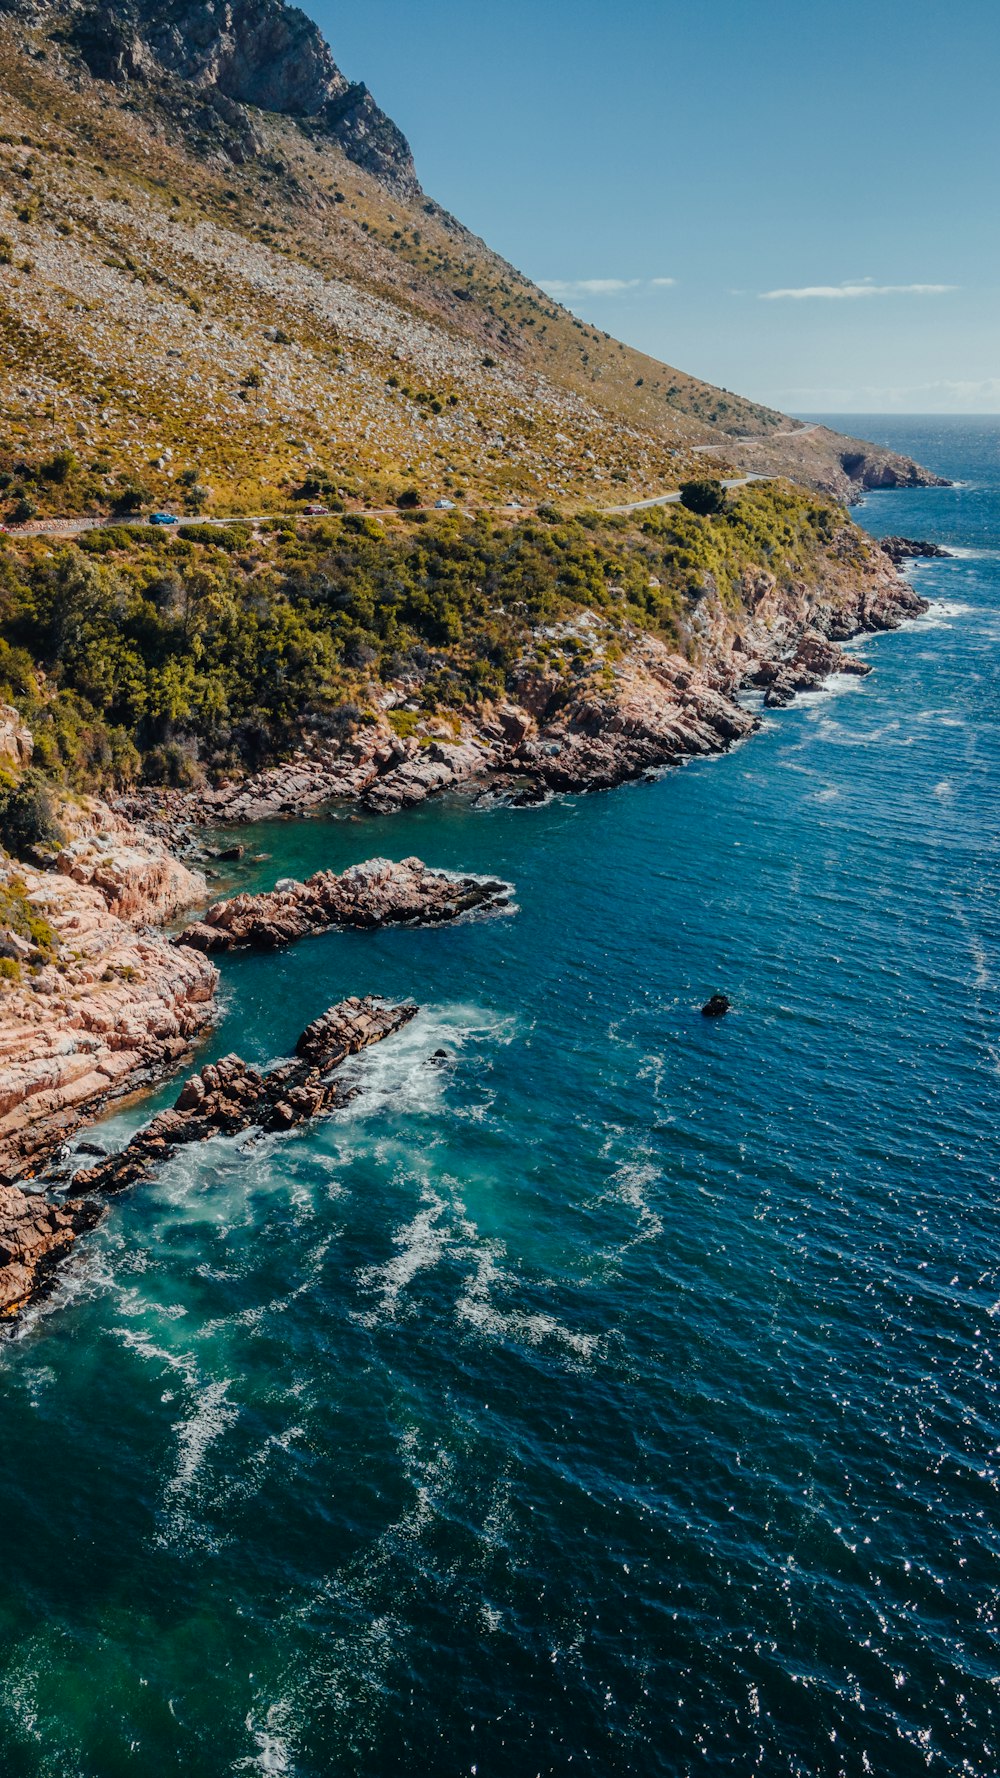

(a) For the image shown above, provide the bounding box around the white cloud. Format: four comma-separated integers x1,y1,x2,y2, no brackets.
539,276,676,298
759,279,957,301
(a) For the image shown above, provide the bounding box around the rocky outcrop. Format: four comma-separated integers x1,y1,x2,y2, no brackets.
0,806,217,1177
71,996,418,1197
119,533,929,831
701,994,731,1019
839,450,949,492
0,995,416,1315
61,0,420,192
751,630,871,709
177,856,512,953
0,704,32,769
880,536,952,564
52,799,208,923
0,1182,102,1317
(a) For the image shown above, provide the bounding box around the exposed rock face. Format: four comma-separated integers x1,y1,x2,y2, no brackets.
0,1182,102,1317
0,704,32,769
0,807,217,1177
53,799,208,923
177,856,512,953
0,995,416,1315
840,450,949,492
751,630,872,709
71,996,418,1197
62,0,420,192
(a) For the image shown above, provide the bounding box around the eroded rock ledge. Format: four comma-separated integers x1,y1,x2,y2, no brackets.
0,1184,102,1320
177,857,512,954
0,803,216,1180
0,996,416,1317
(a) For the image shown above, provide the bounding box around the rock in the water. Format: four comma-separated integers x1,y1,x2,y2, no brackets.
0,1184,103,1317
176,856,512,954
71,996,418,1198
701,994,731,1019
880,536,952,564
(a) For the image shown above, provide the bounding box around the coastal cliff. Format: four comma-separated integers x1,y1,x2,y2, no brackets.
118,512,926,829
0,804,216,1178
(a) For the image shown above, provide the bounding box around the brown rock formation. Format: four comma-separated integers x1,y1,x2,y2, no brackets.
71,996,418,1197
0,995,417,1316
0,1182,103,1318
0,808,217,1177
177,856,512,954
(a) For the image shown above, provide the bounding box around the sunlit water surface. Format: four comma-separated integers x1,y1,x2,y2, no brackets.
1,419,998,1776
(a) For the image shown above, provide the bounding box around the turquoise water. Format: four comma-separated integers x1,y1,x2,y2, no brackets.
1,419,998,1776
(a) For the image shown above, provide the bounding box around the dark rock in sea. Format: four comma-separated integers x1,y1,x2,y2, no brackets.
176,856,512,954
74,1140,108,1158
215,844,245,862
701,994,731,1019
880,537,953,565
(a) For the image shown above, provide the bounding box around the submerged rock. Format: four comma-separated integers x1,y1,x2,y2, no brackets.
176,856,512,954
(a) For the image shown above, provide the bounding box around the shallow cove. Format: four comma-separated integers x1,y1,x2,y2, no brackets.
1,419,998,1777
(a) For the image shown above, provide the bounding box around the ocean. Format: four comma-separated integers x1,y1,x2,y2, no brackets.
1,418,997,1777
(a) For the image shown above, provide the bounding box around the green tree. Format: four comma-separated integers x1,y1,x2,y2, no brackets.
679,479,727,516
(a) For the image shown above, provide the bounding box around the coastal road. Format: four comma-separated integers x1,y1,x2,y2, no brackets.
690,422,820,455
602,473,769,515
1,475,773,539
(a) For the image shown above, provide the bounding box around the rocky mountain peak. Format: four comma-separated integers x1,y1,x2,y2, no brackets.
54,0,419,193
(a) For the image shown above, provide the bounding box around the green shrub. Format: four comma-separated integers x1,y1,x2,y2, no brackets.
386,709,422,739
0,770,63,858
40,450,77,484
679,479,727,516
177,524,249,551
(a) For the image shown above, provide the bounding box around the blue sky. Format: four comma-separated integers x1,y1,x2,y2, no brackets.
310,0,997,413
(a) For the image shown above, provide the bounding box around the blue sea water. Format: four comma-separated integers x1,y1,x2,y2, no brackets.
1,418,998,1777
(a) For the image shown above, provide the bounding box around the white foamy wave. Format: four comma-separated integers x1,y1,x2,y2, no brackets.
234,1703,297,1774
330,1003,517,1128
793,672,867,710
355,1185,458,1324
897,598,974,632
456,1247,602,1361
164,1377,238,1504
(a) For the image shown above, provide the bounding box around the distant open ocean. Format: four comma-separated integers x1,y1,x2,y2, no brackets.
1,418,997,1777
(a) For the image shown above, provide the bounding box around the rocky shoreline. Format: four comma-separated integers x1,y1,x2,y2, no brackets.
119,534,929,840
0,997,417,1317
0,535,930,1322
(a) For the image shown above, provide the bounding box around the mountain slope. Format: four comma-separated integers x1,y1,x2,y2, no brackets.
0,0,941,520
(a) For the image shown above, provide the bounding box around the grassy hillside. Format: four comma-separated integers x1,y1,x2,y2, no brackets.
0,10,931,529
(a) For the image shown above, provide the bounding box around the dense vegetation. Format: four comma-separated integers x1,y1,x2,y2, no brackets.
0,484,849,790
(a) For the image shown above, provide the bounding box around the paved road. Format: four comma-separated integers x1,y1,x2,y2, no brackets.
690,422,820,455
603,474,768,515
1,475,772,539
